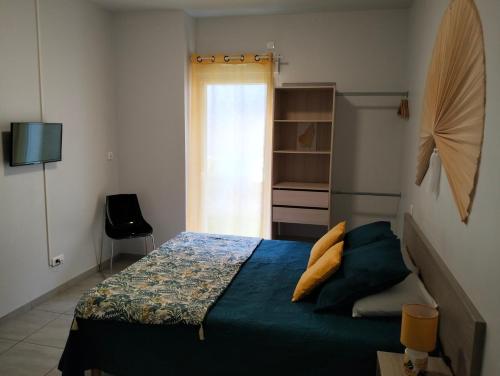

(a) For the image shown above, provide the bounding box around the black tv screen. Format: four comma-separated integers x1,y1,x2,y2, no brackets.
10,122,62,166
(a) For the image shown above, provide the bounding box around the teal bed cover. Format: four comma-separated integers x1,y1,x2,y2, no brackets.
59,239,403,375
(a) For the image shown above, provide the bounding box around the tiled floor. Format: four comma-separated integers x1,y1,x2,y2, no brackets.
0,259,135,376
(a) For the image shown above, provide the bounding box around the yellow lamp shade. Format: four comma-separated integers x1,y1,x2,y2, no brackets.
401,304,439,352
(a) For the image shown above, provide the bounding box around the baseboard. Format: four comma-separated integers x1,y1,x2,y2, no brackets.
0,253,141,323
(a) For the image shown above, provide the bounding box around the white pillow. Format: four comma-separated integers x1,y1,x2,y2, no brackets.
352,273,437,318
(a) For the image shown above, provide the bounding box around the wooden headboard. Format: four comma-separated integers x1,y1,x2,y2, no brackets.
403,213,486,376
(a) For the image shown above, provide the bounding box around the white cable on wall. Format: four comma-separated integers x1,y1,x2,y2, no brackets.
34,0,52,266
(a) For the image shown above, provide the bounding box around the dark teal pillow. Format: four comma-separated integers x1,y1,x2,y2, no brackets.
344,221,397,250
315,238,409,312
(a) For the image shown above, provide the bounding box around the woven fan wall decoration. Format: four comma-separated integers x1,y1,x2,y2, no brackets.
415,0,486,223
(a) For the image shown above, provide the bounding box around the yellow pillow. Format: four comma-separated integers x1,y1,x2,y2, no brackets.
307,221,346,268
292,241,344,302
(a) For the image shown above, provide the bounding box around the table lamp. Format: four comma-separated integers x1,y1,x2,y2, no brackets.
400,304,439,376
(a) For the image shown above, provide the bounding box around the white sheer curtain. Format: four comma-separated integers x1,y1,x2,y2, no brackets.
187,56,273,237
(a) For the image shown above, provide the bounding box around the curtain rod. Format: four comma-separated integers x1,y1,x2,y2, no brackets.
195,54,272,63
336,91,409,97
332,191,402,198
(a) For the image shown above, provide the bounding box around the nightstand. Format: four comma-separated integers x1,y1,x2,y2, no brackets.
376,351,452,376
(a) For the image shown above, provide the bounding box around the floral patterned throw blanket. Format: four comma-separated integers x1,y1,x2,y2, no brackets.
75,232,262,326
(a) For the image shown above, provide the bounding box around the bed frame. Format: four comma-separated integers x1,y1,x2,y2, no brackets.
403,213,486,376
91,214,486,376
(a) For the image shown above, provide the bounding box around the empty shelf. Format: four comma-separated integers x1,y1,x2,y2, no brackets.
274,150,331,155
273,181,330,191
274,119,332,123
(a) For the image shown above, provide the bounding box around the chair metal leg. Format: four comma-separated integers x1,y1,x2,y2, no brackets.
110,239,114,274
99,205,106,272
150,234,156,250
99,232,104,272
144,237,148,255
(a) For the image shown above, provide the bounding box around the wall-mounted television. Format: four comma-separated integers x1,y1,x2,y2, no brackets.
10,122,62,166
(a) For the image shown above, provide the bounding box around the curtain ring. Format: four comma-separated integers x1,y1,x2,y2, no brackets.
210,56,215,63
196,56,202,63
224,55,230,62
240,54,244,62
254,55,261,62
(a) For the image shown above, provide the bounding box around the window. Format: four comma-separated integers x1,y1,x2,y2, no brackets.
187,57,273,237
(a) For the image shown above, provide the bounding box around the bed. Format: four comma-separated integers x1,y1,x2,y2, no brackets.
59,214,485,376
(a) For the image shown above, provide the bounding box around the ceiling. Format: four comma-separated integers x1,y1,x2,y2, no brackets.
90,0,413,17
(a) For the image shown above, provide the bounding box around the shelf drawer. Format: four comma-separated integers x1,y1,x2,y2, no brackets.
272,189,329,208
272,207,329,226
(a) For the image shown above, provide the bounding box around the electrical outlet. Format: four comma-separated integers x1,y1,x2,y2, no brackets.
50,254,64,267
107,151,114,161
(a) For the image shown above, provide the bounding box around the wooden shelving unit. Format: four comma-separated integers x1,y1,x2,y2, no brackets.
271,84,336,241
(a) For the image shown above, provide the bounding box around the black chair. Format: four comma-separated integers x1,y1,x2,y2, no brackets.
99,194,155,272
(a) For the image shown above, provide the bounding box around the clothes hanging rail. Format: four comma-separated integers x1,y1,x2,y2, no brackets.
332,190,402,198
336,91,409,97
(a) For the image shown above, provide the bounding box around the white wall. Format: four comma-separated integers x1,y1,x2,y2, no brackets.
0,0,48,318
196,10,409,230
113,11,194,253
196,10,408,90
398,1,500,374
0,0,118,318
